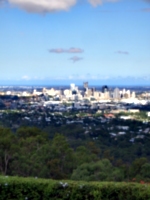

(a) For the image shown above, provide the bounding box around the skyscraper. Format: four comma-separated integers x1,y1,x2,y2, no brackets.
91,87,95,96
113,88,120,99
83,82,88,89
102,85,109,93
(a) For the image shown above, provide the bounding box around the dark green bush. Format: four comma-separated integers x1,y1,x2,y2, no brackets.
0,176,150,200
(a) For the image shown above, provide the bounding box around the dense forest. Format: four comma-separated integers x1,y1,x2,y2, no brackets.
0,124,150,182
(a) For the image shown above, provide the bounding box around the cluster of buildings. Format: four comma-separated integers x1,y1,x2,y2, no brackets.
0,82,149,107
0,83,150,143
40,83,136,101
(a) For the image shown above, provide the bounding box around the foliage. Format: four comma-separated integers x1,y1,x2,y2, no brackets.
0,125,150,182
0,127,18,175
1,176,150,200
71,159,124,182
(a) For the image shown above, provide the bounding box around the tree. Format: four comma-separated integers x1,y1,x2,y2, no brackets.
74,145,98,167
10,126,49,177
140,163,150,179
129,157,148,179
16,126,48,139
0,127,18,175
47,134,75,179
71,159,124,181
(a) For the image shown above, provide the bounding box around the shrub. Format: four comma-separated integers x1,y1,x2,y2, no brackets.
0,176,150,200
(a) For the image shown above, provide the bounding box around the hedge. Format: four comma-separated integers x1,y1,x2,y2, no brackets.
0,176,150,200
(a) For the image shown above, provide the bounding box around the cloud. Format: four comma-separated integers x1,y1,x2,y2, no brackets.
66,74,110,80
70,56,83,62
141,8,150,12
49,48,83,53
68,48,84,53
116,51,129,55
49,48,66,53
79,74,110,80
1,0,121,13
88,0,103,6
21,75,30,80
8,0,77,13
88,0,120,7
143,0,150,3
0,0,5,5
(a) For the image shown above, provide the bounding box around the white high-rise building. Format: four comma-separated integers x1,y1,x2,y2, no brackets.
70,83,75,91
126,90,131,98
131,91,135,98
113,88,120,99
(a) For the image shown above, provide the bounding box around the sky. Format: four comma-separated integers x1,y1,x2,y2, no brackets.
0,0,150,86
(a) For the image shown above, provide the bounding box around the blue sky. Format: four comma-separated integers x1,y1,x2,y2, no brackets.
0,0,150,85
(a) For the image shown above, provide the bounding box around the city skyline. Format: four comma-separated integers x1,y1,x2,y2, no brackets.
0,0,150,85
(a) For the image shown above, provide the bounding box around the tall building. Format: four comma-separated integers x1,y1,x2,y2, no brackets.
70,83,75,91
126,90,131,98
102,85,109,93
93,91,100,99
70,83,78,95
83,82,88,96
131,91,136,98
104,91,110,99
83,82,88,89
91,87,95,96
42,87,47,94
87,89,92,97
59,88,64,96
113,88,120,99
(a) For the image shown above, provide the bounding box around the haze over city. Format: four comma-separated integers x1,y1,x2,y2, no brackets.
0,0,150,85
